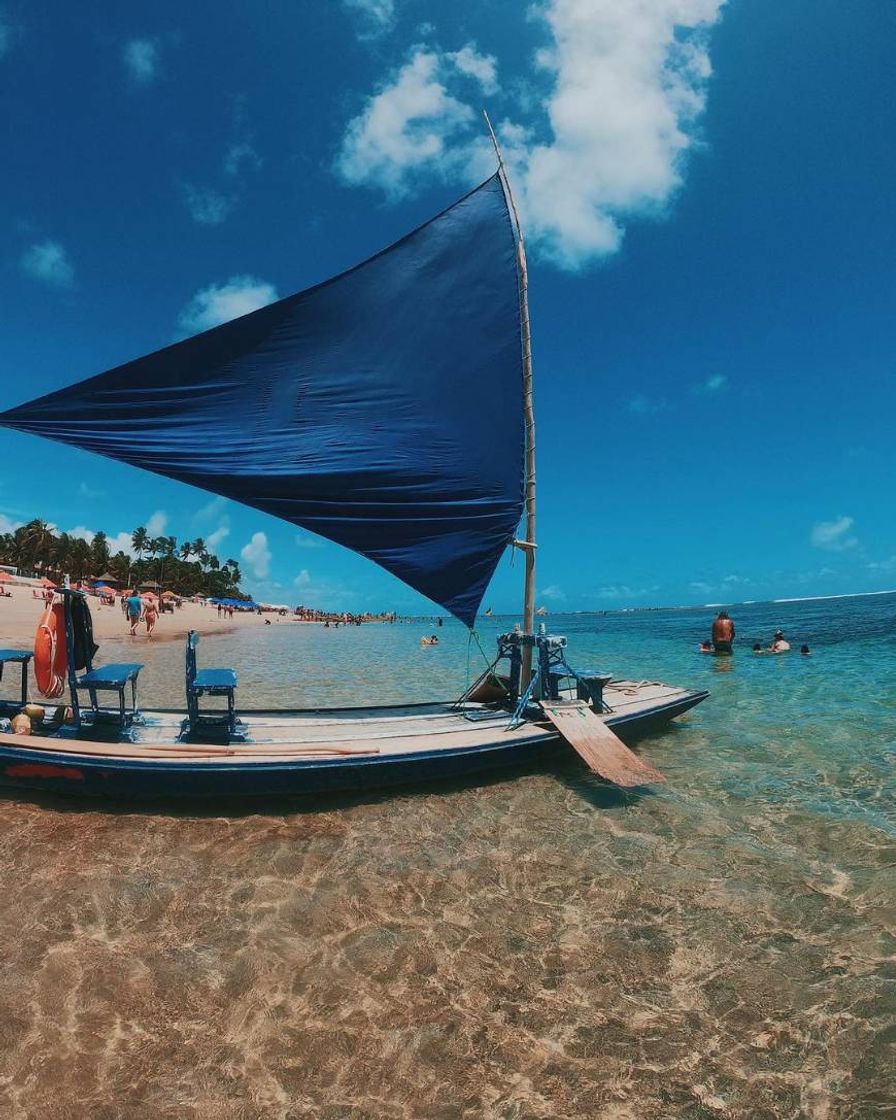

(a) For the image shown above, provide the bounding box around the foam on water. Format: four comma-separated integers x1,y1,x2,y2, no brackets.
0,593,892,1116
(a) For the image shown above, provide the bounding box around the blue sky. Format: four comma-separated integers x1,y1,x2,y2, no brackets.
1,0,894,613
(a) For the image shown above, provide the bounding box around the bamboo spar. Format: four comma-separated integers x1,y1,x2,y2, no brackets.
484,111,536,689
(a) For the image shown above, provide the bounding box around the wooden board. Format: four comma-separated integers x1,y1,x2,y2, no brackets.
540,700,664,787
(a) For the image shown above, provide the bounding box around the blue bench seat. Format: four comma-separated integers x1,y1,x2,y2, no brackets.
0,649,32,712
185,631,237,736
193,667,237,692
73,662,143,726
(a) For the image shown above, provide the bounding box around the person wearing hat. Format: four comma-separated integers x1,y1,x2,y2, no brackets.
769,629,790,653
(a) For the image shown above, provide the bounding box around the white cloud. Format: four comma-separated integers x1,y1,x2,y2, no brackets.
21,240,74,286
448,44,498,94
107,532,136,557
184,185,234,226
178,275,279,335
0,513,21,534
696,373,728,393
206,523,230,551
195,496,228,522
241,531,272,579
337,49,475,196
629,394,666,415
338,0,725,268
224,142,262,177
343,0,395,35
123,38,159,84
294,569,311,588
78,481,104,499
60,524,136,558
295,532,325,550
146,510,167,537
811,516,858,552
538,583,566,602
598,584,634,600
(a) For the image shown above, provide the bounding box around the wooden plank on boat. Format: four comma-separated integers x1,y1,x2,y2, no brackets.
540,700,664,787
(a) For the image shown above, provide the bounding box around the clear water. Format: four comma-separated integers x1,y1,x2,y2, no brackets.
0,593,893,1117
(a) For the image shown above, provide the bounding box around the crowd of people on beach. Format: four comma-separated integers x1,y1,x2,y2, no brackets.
700,611,811,656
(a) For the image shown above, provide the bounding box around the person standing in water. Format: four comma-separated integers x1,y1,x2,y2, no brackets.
711,610,735,653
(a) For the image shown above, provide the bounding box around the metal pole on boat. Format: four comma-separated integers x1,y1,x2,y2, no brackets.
483,111,537,690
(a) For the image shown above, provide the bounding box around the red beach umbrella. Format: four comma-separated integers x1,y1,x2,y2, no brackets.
0,571,13,582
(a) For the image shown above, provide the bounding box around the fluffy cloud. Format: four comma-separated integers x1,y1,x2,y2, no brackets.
295,533,325,550
21,240,74,286
224,142,262,177
337,50,475,195
338,0,725,268
294,569,311,588
343,0,395,35
0,513,21,534
538,583,566,603
178,275,279,335
123,38,159,84
696,373,728,393
146,510,167,537
206,524,230,550
241,531,272,579
184,185,234,226
448,44,498,94
810,516,858,552
63,525,136,558
629,394,666,415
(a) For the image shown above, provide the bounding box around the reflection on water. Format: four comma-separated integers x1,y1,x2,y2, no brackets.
0,594,893,1116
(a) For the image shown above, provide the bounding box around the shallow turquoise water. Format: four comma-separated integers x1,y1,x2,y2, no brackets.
1,593,893,1117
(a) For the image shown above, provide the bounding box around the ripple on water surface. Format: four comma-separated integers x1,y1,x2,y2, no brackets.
0,594,893,1117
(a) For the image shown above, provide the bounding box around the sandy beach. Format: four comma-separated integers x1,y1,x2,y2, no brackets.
0,583,270,647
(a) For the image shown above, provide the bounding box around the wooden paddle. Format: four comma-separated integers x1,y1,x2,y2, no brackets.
540,700,664,788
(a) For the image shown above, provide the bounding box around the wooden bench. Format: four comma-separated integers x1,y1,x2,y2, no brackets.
185,631,237,735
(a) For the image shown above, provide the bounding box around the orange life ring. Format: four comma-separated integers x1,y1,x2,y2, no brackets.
34,601,68,700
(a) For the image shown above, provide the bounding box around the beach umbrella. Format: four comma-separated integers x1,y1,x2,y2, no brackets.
161,590,178,599
141,591,158,600
0,571,13,582
38,577,55,588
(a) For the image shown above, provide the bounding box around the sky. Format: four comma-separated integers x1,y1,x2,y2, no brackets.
1,0,894,614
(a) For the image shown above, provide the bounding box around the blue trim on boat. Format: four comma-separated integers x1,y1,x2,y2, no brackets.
0,690,708,801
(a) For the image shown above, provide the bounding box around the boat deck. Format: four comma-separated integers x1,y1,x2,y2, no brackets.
0,680,701,764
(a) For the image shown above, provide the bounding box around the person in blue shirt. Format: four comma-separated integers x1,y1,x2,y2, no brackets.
126,593,143,636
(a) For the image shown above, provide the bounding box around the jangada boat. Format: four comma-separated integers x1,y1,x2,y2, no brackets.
0,137,708,801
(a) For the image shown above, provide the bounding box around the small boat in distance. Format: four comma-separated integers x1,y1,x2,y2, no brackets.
0,123,707,801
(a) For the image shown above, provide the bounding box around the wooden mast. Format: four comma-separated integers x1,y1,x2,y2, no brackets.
484,111,537,689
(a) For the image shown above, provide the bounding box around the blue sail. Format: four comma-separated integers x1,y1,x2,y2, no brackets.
0,175,524,625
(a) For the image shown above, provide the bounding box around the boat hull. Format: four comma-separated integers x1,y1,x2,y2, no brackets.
0,688,707,802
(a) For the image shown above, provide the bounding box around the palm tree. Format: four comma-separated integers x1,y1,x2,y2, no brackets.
89,531,110,576
17,519,56,571
156,536,177,586
179,541,193,562
131,526,149,563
